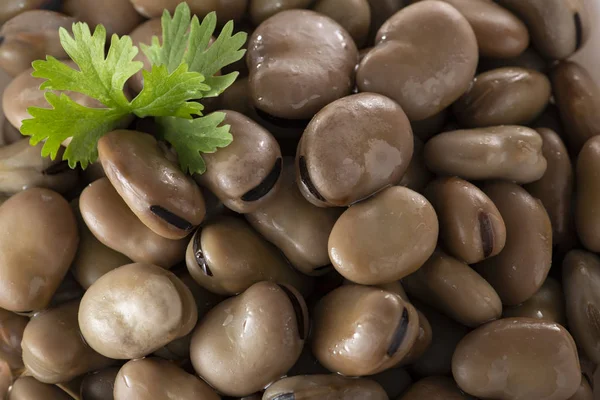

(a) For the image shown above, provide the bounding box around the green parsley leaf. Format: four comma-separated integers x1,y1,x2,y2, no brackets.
156,113,233,175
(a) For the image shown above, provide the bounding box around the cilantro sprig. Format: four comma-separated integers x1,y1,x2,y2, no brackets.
20,3,246,174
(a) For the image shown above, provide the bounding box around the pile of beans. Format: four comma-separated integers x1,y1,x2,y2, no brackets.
0,0,598,399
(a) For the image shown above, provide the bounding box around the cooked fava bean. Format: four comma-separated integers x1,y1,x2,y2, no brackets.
186,216,313,296
398,309,432,366
357,1,478,121
411,0,529,59
568,378,594,400
503,277,566,326
410,109,448,142
79,178,188,269
478,47,548,74
0,361,10,399
114,358,219,400
329,186,438,285
263,374,388,400
47,272,84,309
80,367,119,400
0,10,75,77
249,0,312,25
312,284,420,376
452,318,581,400
98,130,206,240
129,0,248,21
575,136,600,252
400,376,472,400
246,158,343,275
0,308,27,370
496,0,588,60
79,263,198,359
563,250,600,364
247,10,358,120
63,0,143,37
424,126,547,184
0,188,78,312
195,110,283,213
313,0,371,47
474,182,552,305
296,93,413,208
191,282,307,397
21,300,113,384
424,177,506,264
396,137,434,193
551,62,600,154
0,139,78,195
453,68,551,128
403,249,502,327
365,0,404,43
0,0,61,25
524,128,574,247
8,377,72,400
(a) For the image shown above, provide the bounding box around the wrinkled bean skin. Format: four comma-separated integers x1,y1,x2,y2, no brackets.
0,308,28,370
424,126,547,184
575,136,600,252
80,367,120,400
496,0,588,60
399,376,472,400
79,263,198,360
525,128,574,247
129,0,248,22
63,0,143,37
329,186,438,285
452,318,581,400
474,182,552,306
453,67,551,128
411,0,529,58
424,177,506,264
503,277,566,326
0,0,61,24
8,377,72,400
262,374,389,400
246,158,343,275
21,300,114,384
478,47,548,74
99,130,206,240
297,93,413,208
563,250,600,364
0,188,78,312
357,1,478,121
403,249,502,327
0,10,75,77
249,0,312,25
191,282,308,397
312,284,420,376
195,110,283,213
313,0,371,47
551,62,600,154
247,10,358,120
114,358,220,400
80,178,188,269
186,216,313,296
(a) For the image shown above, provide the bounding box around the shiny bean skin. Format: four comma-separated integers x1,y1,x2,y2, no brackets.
503,277,566,326
129,0,248,22
396,136,434,193
478,47,548,74
424,126,547,184
398,309,433,366
80,367,120,400
575,136,600,252
0,0,61,25
8,377,72,400
262,374,388,400
0,308,28,370
63,0,143,37
249,0,312,25
313,0,371,47
399,376,473,400
452,318,581,400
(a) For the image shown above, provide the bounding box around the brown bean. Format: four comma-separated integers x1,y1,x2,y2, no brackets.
129,0,248,22
8,377,72,400
478,47,548,74
63,0,143,37
0,308,28,370
313,0,371,47
503,277,566,326
262,374,388,400
250,0,313,25
396,136,434,193
575,136,600,252
398,309,432,366
80,367,119,400
0,0,61,25
400,376,472,400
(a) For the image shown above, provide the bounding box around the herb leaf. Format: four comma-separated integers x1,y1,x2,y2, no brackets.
156,113,233,175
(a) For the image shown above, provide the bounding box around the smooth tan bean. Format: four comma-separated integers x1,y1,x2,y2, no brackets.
403,249,502,327
63,0,143,37
80,367,119,400
129,0,248,22
400,376,472,400
575,136,600,252
313,0,371,47
503,277,566,326
452,318,581,400
79,263,198,360
398,309,432,366
357,1,478,121
0,188,78,312
8,377,72,400
263,374,388,400
424,126,547,184
329,186,438,285
250,0,312,25
568,378,594,400
80,178,188,269
474,182,552,306
424,177,506,264
312,284,420,376
0,308,28,370
0,0,61,24
191,282,307,397
0,360,10,399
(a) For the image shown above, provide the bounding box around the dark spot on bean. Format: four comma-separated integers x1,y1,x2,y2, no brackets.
254,107,310,130
0,37,4,46
278,284,305,340
42,161,70,176
574,13,583,51
149,205,193,231
272,394,295,400
241,157,282,202
193,229,212,277
298,156,325,202
387,308,409,357
586,303,600,338
478,211,494,258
